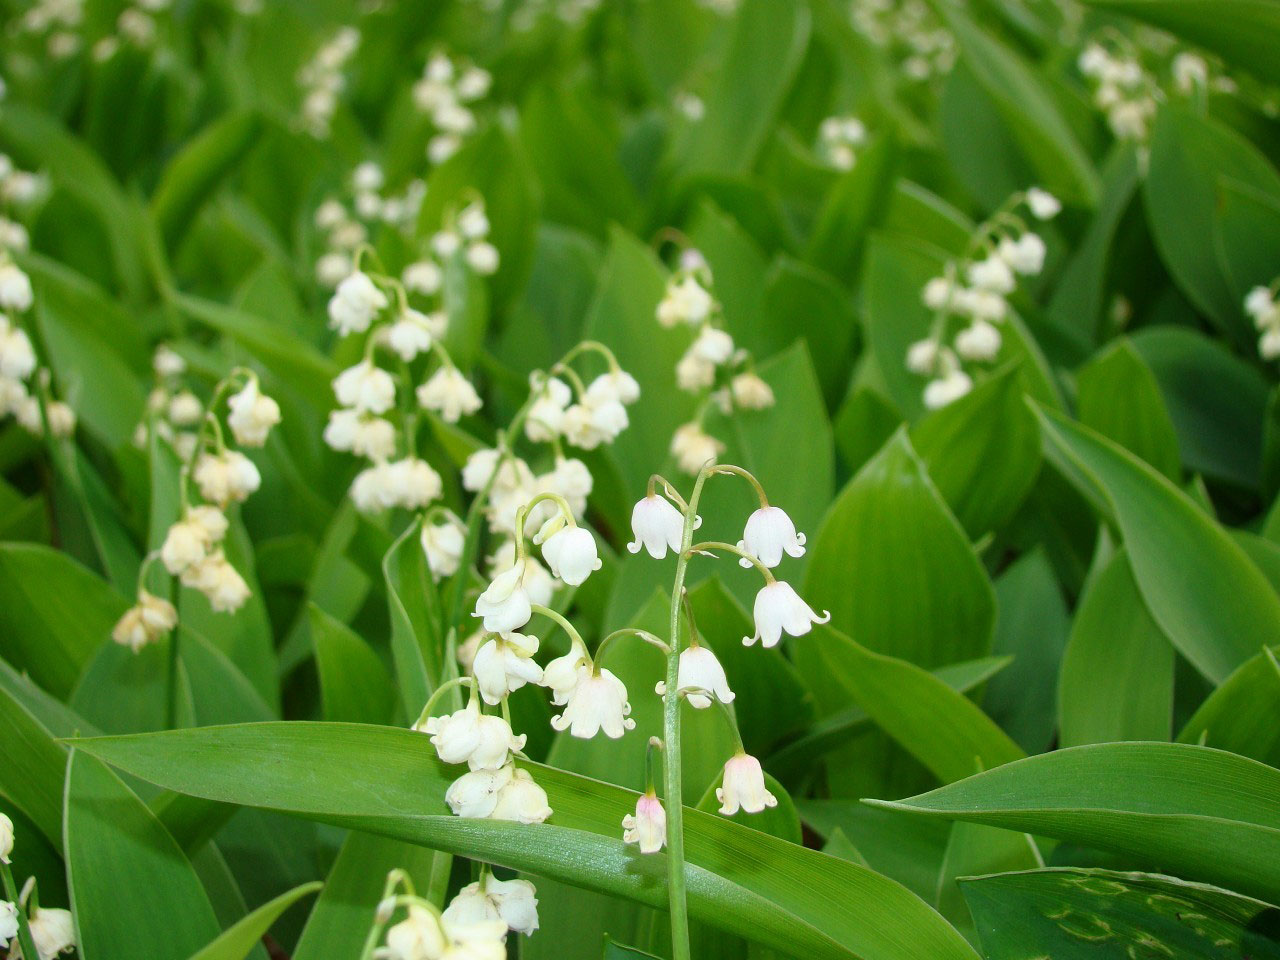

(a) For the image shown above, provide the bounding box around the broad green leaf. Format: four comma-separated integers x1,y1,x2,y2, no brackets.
187,881,321,960
1076,339,1182,480
762,257,859,407
804,135,897,281
0,681,67,851
1037,407,1279,683
0,543,124,698
73,723,981,960
65,751,221,960
807,626,1024,784
912,367,1042,538
309,604,395,725
383,517,439,718
1080,0,1280,85
180,628,276,727
833,386,902,477
867,741,1280,904
1178,645,1280,768
962,867,1280,960
688,199,768,351
803,430,996,671
1059,549,1173,746
935,821,1041,943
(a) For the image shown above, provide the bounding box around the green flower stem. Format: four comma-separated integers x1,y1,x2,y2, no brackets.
1,861,39,960
528,603,587,655
708,464,769,508
685,540,775,583
593,628,671,667
412,676,478,729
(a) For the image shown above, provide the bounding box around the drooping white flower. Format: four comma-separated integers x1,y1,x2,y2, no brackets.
473,632,543,705
585,369,641,406
627,493,690,559
690,325,734,365
443,878,539,936
473,566,532,635
421,515,466,579
966,254,1016,295
327,270,388,335
417,366,483,423
383,904,447,960
998,232,1046,276
1259,328,1280,361
423,698,526,771
906,338,940,375
540,644,591,706
676,351,715,392
561,395,628,449
657,275,715,327
1245,286,1278,327
716,753,777,815
194,451,261,506
739,506,806,568
623,793,666,853
487,542,557,606
956,287,1008,323
385,457,443,510
744,580,830,648
386,307,445,362
226,379,281,447
323,409,397,460
181,551,251,613
539,525,601,586
524,376,572,442
0,263,33,312
0,812,12,863
0,324,35,381
923,369,973,409
670,421,724,474
402,259,443,295
111,590,178,653
490,766,553,824
0,901,16,948
168,390,204,427
333,360,396,414
955,320,1002,362
18,900,76,960
550,667,635,739
1025,187,1061,221
445,764,513,819
730,371,774,409
672,644,734,709
160,507,227,574
922,276,958,311
466,241,500,275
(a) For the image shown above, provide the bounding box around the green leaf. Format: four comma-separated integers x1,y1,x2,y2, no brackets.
383,517,439,718
804,135,898,280
934,821,1042,943
867,741,1280,904
151,111,262,248
187,881,321,960
1076,339,1182,480
1178,645,1280,768
1080,0,1280,85
309,604,395,725
604,938,663,960
0,543,124,699
72,723,981,960
0,680,68,852
65,750,222,960
962,867,1280,960
1036,407,1280,683
1059,549,1173,746
803,430,996,671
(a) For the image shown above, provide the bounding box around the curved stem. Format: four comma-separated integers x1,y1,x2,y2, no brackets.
648,473,689,512
528,603,588,655
685,540,775,582
708,464,768,508
682,689,744,752
594,628,670,667
413,676,477,729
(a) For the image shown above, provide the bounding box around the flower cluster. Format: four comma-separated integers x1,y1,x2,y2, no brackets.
816,115,867,172
115,367,279,651
299,26,360,138
905,187,1061,409
412,51,492,166
371,868,537,959
419,197,501,283
655,247,775,473
849,0,955,82
313,162,427,287
1246,282,1280,360
1078,41,1159,142
0,815,77,960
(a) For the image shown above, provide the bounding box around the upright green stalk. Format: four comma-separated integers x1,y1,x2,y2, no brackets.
1,862,39,960
662,465,711,960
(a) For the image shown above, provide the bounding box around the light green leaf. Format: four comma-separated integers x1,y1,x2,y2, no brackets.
1076,339,1182,480
187,881,321,960
383,517,440,719
1178,645,1280,768
309,604,395,726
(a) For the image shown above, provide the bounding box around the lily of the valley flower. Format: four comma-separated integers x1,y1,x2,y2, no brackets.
738,505,806,568
954,320,1002,362
1026,187,1061,220
327,270,388,335
623,792,666,853
181,551,251,613
226,378,281,447
745,580,830,648
0,812,11,863
111,590,178,653
0,263,33,313
417,366,483,423
473,633,544,705
160,506,228,575
626,493,691,559
671,421,724,474
550,666,635,739
998,233,1046,276
717,752,777,816
15,878,76,960
442,878,539,936
421,699,526,771
586,370,641,406
730,371,774,409
385,307,446,362
923,368,973,410
490,767,553,824
669,644,734,709
657,274,715,328
473,566,532,635
324,409,397,459
524,376,572,442
193,450,261,507
445,765,511,818
540,643,591,705
421,516,466,579
0,901,16,950
561,394,628,449
538,525,601,586
334,359,397,414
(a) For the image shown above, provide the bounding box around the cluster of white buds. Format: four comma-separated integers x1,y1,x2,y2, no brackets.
1078,41,1159,142
0,156,49,216
905,187,1060,409
816,115,867,171
1246,282,1280,360
0,817,77,960
313,163,427,288
655,247,775,473
372,868,534,960
849,0,955,82
134,345,199,457
419,197,500,283
413,51,492,165
298,26,360,139
90,0,172,60
15,0,84,59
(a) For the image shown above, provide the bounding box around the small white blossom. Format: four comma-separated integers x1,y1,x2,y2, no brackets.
586,369,641,405
383,905,447,960
0,812,12,863
906,338,940,375
334,360,396,414
161,507,227,575
226,379,281,447
402,259,443,295
0,263,33,313
0,901,15,948
316,252,352,289
627,493,690,559
923,369,973,409
690,325,734,365
473,565,532,635
561,395,628,449
657,275,715,328
539,525,600,586
443,878,538,937
421,516,466,579
445,764,512,818
550,667,635,739
540,457,592,518
386,307,446,362
111,590,178,653
473,632,543,705
745,580,830,648
966,254,1016,295
466,241,500,275
194,451,261,506
422,699,526,771
524,377,572,442
417,366,483,423
739,506,806,569
327,271,389,336
676,352,715,391
730,371,774,409
167,390,203,427
716,753,777,815
540,644,590,706
623,793,666,853
670,421,724,474
998,232,1046,276
0,324,35,381
1026,187,1061,220
490,766,553,824
324,409,396,460
955,320,1002,362
670,644,734,709
22,902,76,960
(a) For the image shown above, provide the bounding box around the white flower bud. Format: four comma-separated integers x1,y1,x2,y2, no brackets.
194,451,261,506
676,351,715,392
627,493,690,559
691,325,734,364
923,369,973,409
226,379,281,447
0,263,33,312
490,766,553,824
385,905,447,960
586,369,640,406
716,753,777,815
550,667,635,739
1027,186,1061,220
443,878,538,936
657,275,715,327
955,320,1002,361
730,371,774,409
160,507,227,575
670,421,724,474
1260,328,1280,361
540,644,590,706
402,259,443,295
314,198,347,230
154,344,186,378
561,395,628,449
445,765,512,819
24,904,76,959
966,254,1016,294
539,525,600,586
0,812,12,863
745,580,830,648
334,360,396,414
421,516,466,579
168,390,203,427
524,377,572,442
112,590,178,653
473,633,543,705
417,366,482,423
385,457,443,510
998,232,1046,276
473,566,532,635
466,241,500,275
0,325,35,381
541,457,592,518
352,161,383,193
739,505,806,568
623,793,666,853
386,307,446,362
181,551,251,613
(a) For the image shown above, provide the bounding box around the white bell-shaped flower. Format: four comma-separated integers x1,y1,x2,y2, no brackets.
906,338,940,375
0,263,33,313
487,542,556,606
111,590,178,653
473,633,543,705
586,369,640,406
0,901,16,947
383,904,447,960
473,566,532,635
445,764,513,818
443,878,539,936
745,580,830,648
323,409,396,460
523,377,572,442
0,324,35,381
670,422,724,474
386,307,445,362
966,254,1015,295
716,753,777,815
160,507,227,575
417,366,482,423
539,456,592,518
327,270,388,336
22,903,76,960
193,450,261,506
1026,187,1061,220
402,260,443,297
466,241,500,275
955,320,1002,362
675,351,715,391
421,698,483,764
333,360,396,414
490,766,553,824
691,325,734,365
540,644,590,706
739,506,806,568
627,493,690,559
671,644,735,709
226,379,281,447
923,369,973,409
561,395,628,449
167,390,203,426
623,793,666,853
0,811,12,863
998,232,1046,276
730,371,774,409
657,275,714,327
385,457,442,510
181,551,251,613
551,667,635,739
539,525,600,586
421,516,466,579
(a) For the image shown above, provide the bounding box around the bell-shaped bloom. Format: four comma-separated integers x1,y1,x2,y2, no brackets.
717,753,777,816
473,633,543,705
0,901,16,947
417,366,482,423
333,359,396,414
739,506,806,569
324,409,396,460
730,371,773,410
670,421,724,475
998,232,1046,276
0,811,12,863
551,667,635,739
445,765,513,819
955,320,1002,362
540,644,590,706
385,457,443,510
1026,187,1061,220
745,581,830,648
673,645,734,709
490,767,553,824
181,551,251,613
160,507,227,575
112,590,178,653
226,379,281,447
965,254,1015,295
385,307,446,362
586,370,640,406
627,494,691,559
422,699,526,771
473,566,532,635
443,878,539,936
194,450,261,507
561,395,628,449
421,516,466,580
0,263,33,313
383,904,447,960
524,377,572,442
327,270,388,336
539,525,601,586
0,324,36,381
623,793,666,854
923,370,973,410
656,275,714,328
